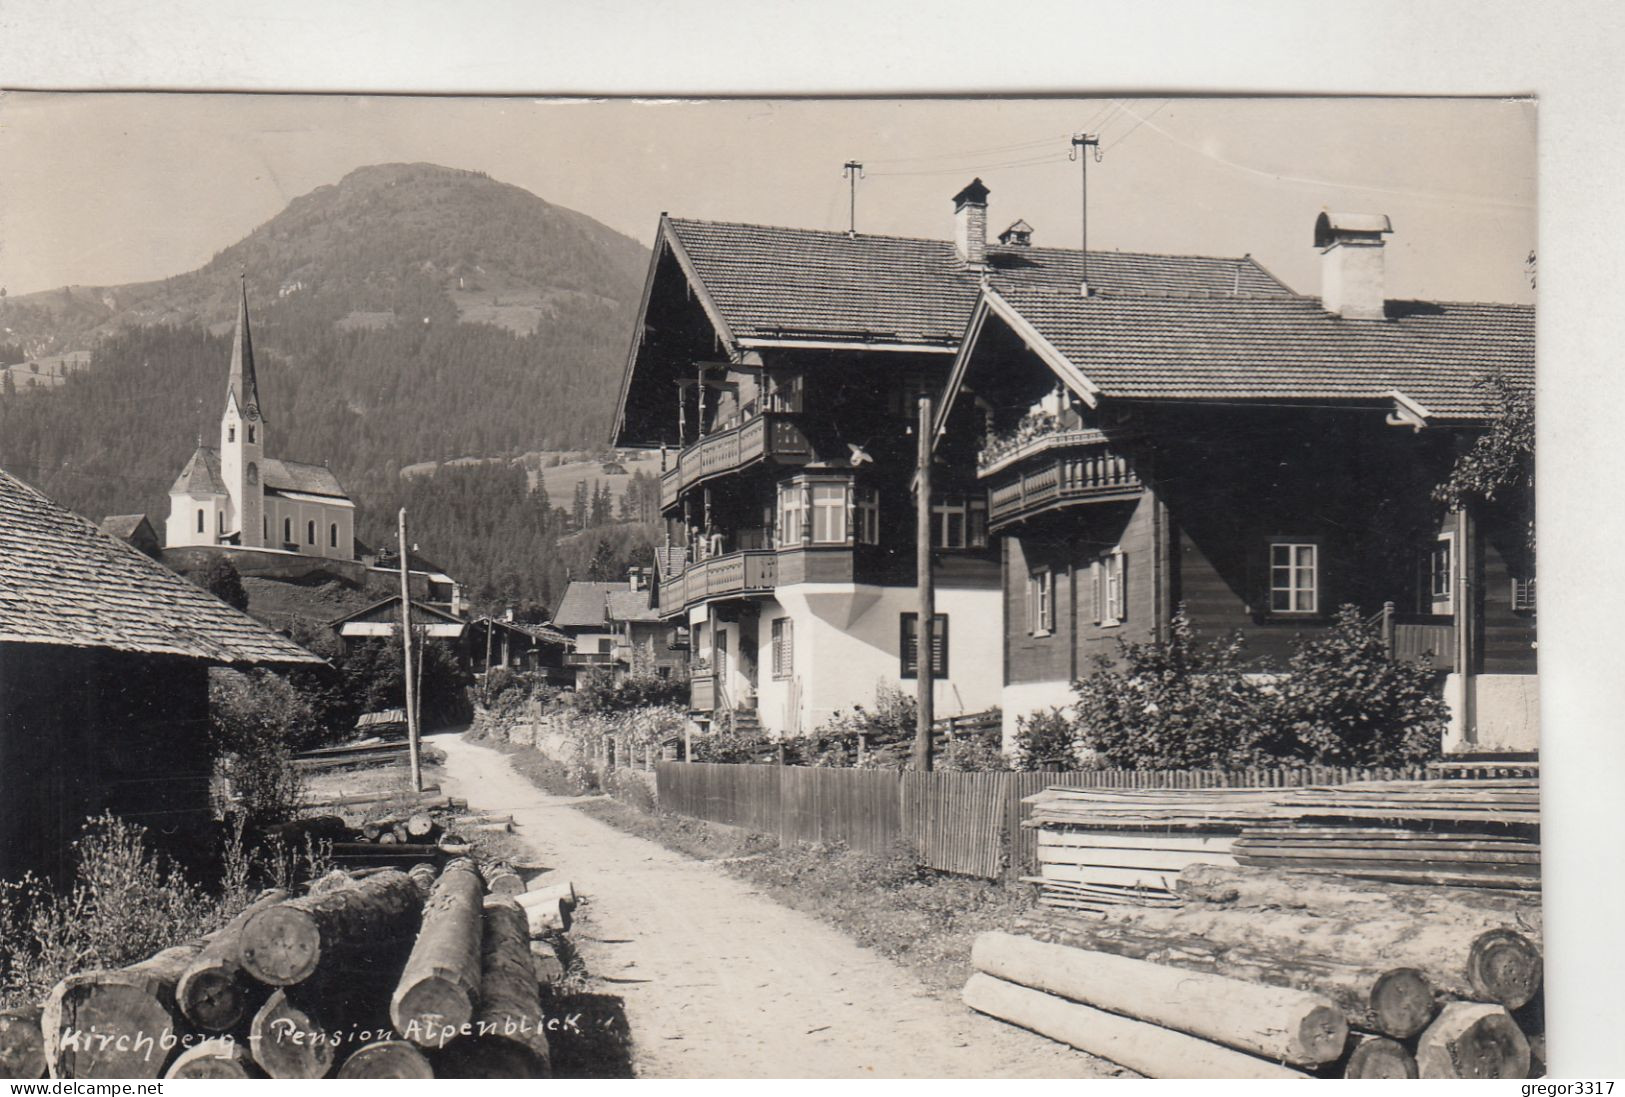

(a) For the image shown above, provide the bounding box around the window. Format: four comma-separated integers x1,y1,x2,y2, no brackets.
227,426,235,443
777,481,805,547
855,486,880,545
284,517,292,543
217,511,224,535
1092,550,1127,626
263,516,268,539
932,496,988,549
247,425,255,443
1429,533,1454,614
900,613,949,678
1269,541,1318,614
330,523,339,549
598,637,612,654
1511,577,1537,613
197,508,205,534
1028,567,1054,635
771,617,794,679
811,483,847,544
307,520,316,545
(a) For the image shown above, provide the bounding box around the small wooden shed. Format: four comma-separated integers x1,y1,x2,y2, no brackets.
0,467,323,882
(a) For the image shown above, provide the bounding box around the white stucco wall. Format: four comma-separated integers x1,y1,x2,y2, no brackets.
1442,672,1540,754
166,493,226,548
263,496,354,560
999,679,1077,752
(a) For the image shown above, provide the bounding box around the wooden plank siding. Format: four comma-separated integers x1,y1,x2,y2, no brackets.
657,761,1429,882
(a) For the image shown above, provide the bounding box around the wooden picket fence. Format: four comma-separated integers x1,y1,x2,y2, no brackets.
655,761,1430,881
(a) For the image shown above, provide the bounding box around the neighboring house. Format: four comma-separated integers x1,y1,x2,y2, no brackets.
166,276,358,561
329,594,470,657
469,615,573,686
611,179,1292,735
99,513,161,558
553,572,686,687
935,212,1536,754
0,466,323,881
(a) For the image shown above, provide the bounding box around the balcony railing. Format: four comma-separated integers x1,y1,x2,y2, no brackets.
659,412,813,510
564,651,620,667
986,447,1143,528
656,549,778,616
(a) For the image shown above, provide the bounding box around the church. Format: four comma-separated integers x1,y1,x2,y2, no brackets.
166,278,357,560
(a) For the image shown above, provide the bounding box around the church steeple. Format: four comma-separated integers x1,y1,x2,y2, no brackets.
226,273,263,423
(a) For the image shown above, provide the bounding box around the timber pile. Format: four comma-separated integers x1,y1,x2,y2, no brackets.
355,708,408,739
1023,778,1540,908
9,857,579,1079
295,739,447,773
1003,862,1544,1078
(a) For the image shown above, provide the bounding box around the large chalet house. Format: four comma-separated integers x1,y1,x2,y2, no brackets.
553,571,686,688
612,181,1297,736
934,212,1536,753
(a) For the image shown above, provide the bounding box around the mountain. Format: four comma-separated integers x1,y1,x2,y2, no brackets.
0,163,656,611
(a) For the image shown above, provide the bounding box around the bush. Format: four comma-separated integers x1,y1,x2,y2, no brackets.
1065,605,1446,770
573,671,687,714
0,815,219,1008
208,668,311,826
937,733,1010,772
1274,605,1447,766
184,555,249,611
1011,707,1080,771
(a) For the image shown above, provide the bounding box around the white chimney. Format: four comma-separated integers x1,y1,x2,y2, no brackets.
1315,212,1393,320
952,178,990,268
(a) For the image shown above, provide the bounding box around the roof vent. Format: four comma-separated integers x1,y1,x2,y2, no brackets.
1315,211,1392,320
952,178,990,268
998,219,1034,247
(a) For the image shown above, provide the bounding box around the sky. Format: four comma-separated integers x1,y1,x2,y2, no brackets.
0,94,1535,304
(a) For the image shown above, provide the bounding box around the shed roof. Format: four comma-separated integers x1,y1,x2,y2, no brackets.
0,467,322,665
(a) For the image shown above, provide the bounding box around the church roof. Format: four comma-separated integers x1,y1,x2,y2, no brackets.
0,466,321,665
262,458,349,499
227,277,263,421
169,446,228,496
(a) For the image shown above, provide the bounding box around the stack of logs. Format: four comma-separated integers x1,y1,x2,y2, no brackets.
975,863,1544,1079
259,795,520,872
0,858,581,1079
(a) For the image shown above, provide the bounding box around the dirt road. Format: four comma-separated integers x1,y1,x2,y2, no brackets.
431,731,1116,1079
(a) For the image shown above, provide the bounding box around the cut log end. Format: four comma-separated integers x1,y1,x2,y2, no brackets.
1295,1003,1350,1064
1369,967,1437,1039
0,1007,46,1080
175,961,249,1034
337,1040,435,1079
1417,1002,1531,1080
250,990,336,1080
165,1038,258,1079
1344,1036,1419,1079
1468,929,1543,1010
44,978,178,1079
239,906,322,986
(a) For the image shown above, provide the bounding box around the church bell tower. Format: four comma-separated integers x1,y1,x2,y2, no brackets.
219,275,265,548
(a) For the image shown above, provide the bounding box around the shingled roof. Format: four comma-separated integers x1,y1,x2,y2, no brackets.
605,588,660,624
664,218,1291,350
262,458,348,498
169,446,228,496
550,581,622,630
0,467,322,665
962,284,1534,421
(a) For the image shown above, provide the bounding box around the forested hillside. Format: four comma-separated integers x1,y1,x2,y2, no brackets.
0,162,662,612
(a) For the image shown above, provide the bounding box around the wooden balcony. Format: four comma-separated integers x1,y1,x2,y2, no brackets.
986,447,1143,529
659,412,813,510
656,549,779,616
564,651,619,667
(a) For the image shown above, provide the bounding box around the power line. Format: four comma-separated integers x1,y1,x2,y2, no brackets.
867,152,1070,179
863,131,1072,167
1104,99,1171,151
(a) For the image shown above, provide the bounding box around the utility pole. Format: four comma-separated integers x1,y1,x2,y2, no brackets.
1070,133,1102,295
398,508,422,792
843,161,864,237
914,394,935,772
483,615,495,706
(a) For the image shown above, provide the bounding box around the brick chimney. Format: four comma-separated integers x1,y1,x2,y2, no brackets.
952,178,991,268
1315,212,1393,320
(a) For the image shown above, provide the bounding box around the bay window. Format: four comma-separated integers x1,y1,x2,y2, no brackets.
811,482,847,544
777,481,805,546
855,485,880,545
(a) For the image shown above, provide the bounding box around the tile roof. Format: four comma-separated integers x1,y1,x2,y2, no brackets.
665,218,1290,349
550,581,622,629
262,458,348,498
169,446,228,495
985,284,1534,420
0,467,323,665
605,588,660,623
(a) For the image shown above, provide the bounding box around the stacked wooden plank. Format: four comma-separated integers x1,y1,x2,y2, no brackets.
355,708,408,739
295,738,446,772
1023,778,1541,908
8,857,576,1080
996,863,1545,1078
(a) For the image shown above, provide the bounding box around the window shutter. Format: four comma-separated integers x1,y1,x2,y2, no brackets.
899,613,916,677
1091,560,1103,624
933,614,949,676
1116,552,1128,623
1025,573,1035,635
